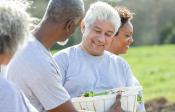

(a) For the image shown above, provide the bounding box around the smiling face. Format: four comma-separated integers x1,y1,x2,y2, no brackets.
81,20,115,56
109,21,133,55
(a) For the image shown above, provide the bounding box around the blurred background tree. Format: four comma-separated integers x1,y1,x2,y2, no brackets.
28,0,175,50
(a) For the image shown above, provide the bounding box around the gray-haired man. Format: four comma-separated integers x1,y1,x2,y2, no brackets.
7,0,84,111
7,0,121,111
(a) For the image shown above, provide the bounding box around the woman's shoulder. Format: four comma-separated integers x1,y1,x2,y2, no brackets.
104,51,129,65
0,77,19,96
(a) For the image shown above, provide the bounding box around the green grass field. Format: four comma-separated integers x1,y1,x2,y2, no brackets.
123,45,175,102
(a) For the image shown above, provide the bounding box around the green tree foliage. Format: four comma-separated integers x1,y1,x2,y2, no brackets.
159,23,175,44
116,0,175,45
28,0,175,47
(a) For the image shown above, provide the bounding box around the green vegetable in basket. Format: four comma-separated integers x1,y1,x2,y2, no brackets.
81,91,109,97
81,91,95,97
137,95,143,104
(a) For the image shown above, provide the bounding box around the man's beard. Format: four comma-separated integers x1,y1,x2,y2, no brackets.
56,39,69,46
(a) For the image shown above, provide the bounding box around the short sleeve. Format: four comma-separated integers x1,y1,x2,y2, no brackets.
24,58,70,110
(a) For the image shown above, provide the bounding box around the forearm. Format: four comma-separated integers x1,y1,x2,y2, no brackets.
48,100,77,112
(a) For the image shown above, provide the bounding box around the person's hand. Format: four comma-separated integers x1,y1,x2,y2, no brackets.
108,92,122,112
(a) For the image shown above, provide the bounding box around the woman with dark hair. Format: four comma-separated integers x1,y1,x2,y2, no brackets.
107,6,146,112
107,6,134,55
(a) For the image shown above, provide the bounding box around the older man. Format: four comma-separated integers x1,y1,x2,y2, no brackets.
7,0,121,111
53,1,125,111
54,1,143,112
54,0,121,97
7,0,84,112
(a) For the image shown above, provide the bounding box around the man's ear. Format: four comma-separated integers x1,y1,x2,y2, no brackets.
80,20,85,33
64,19,75,32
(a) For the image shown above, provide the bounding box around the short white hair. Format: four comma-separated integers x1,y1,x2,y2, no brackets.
0,1,34,55
83,1,121,35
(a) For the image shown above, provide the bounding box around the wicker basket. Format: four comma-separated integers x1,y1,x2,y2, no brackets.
72,86,142,112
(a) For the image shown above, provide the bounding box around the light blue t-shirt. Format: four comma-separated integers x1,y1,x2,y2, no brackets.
54,45,135,96
0,75,38,112
54,44,145,112
7,35,70,111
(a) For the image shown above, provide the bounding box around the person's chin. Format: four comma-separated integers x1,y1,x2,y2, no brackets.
96,50,104,56
122,50,127,54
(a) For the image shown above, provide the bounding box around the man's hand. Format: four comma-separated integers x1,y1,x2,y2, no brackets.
108,92,122,112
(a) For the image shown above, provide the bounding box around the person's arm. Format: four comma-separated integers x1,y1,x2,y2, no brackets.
48,100,77,112
49,97,123,112
123,58,146,112
22,58,71,111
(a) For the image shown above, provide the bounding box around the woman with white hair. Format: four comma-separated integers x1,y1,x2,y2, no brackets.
0,1,37,112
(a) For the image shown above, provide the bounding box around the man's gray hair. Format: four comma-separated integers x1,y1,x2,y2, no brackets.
83,1,121,35
44,0,85,24
0,1,34,55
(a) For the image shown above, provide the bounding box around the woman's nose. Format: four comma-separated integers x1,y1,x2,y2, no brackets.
129,36,134,44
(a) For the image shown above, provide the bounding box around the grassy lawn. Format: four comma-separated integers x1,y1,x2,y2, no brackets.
123,45,175,102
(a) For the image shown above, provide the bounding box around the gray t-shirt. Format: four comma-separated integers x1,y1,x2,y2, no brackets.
54,45,136,97
0,75,38,112
7,35,70,111
54,44,145,112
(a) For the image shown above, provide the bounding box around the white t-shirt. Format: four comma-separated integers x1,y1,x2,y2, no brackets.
7,35,70,112
0,75,38,112
54,45,145,112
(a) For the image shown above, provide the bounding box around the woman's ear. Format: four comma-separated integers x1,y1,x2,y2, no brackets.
80,20,85,33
